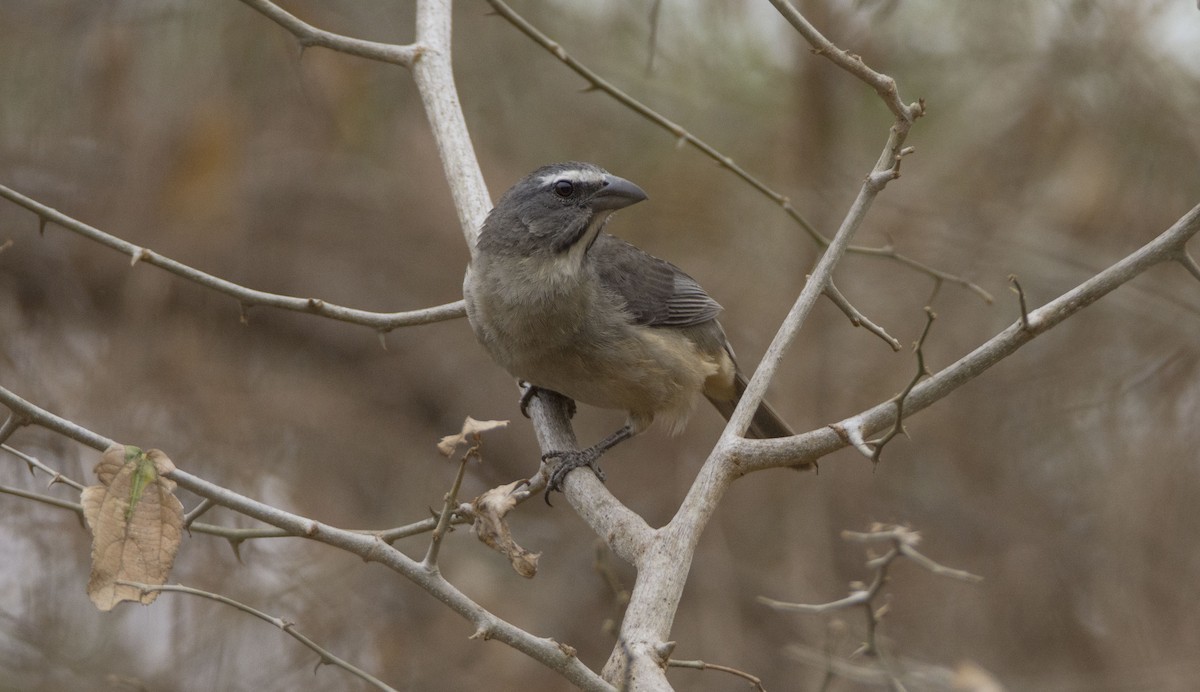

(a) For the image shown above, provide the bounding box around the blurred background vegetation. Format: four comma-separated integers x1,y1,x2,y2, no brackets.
2,1,1199,689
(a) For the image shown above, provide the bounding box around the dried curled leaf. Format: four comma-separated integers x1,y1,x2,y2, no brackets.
437,416,508,457
81,444,184,611
470,481,539,578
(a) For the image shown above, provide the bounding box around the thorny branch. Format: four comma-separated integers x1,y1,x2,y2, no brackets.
483,0,991,303
0,385,611,691
865,307,937,463
760,525,981,690
118,581,399,692
824,281,902,351
741,199,1200,473
237,0,423,66
665,658,766,691
0,185,466,333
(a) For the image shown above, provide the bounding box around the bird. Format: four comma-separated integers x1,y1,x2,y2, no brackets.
463,162,792,499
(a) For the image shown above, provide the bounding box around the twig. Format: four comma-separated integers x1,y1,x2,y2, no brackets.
0,435,468,543
0,185,466,332
483,0,987,302
767,0,918,123
117,581,399,692
1008,275,1031,331
184,498,216,529
1,443,86,491
740,200,1200,472
484,0,822,243
824,281,901,351
422,448,471,569
0,413,22,446
1176,248,1200,282
0,386,610,690
868,307,936,463
236,0,423,67
666,658,766,691
762,525,980,691
0,483,85,516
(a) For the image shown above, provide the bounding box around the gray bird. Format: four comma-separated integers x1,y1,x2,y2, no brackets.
464,162,791,498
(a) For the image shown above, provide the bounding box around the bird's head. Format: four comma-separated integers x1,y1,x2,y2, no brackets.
478,162,648,258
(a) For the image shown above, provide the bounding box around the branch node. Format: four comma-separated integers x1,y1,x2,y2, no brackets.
129,247,149,267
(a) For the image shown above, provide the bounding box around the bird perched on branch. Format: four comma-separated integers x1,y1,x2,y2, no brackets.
464,162,791,500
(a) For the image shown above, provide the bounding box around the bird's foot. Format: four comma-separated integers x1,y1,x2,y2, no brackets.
541,448,606,505
518,383,576,419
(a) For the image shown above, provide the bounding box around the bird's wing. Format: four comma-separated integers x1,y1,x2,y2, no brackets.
590,233,723,327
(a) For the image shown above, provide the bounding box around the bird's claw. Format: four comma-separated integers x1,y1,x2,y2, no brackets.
518,384,576,420
541,448,606,506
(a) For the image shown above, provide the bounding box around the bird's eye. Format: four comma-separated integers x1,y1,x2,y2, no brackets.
553,179,575,198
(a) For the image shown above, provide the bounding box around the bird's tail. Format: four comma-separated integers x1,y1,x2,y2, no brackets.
706,371,793,439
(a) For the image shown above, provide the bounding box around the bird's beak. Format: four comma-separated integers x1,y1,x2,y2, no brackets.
590,174,648,211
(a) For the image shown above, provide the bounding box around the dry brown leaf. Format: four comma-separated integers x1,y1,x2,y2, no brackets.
470,481,539,578
81,444,184,611
437,416,508,457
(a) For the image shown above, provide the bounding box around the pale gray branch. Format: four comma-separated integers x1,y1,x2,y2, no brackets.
824,282,901,351
0,413,21,446
413,0,491,250
0,483,85,515
237,0,423,67
482,0,986,302
0,385,612,691
767,0,919,123
738,200,1200,471
117,581,399,692
0,185,466,331
599,5,921,685
1177,248,1200,282
1,443,86,491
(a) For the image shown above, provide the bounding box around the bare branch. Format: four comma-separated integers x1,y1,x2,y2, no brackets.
857,246,994,303
0,413,21,446
0,185,466,332
117,581,399,692
897,543,982,583
0,482,85,516
422,450,471,569
666,658,766,691
183,498,217,529
867,308,936,463
824,281,902,351
767,0,920,123
0,386,611,690
764,525,980,691
237,0,422,67
738,200,1200,471
412,0,492,249
482,0,983,300
1176,248,1200,282
596,5,926,684
1008,275,1031,332
1,444,86,491
483,0,823,245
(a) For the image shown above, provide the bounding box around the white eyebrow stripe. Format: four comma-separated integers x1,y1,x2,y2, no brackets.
537,168,607,187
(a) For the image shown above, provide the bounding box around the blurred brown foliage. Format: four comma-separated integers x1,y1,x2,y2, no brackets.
2,1,1200,690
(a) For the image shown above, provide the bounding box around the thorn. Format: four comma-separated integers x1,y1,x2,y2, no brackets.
38,216,47,236
227,538,244,563
653,640,677,663
377,330,388,351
